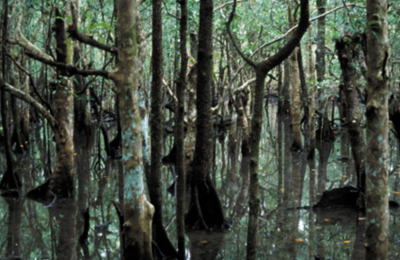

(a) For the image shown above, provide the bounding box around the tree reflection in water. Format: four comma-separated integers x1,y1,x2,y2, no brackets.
1,109,400,259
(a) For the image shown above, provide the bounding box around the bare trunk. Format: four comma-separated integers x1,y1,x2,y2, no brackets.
336,35,366,191
186,0,226,230
289,47,302,150
115,0,154,258
316,0,326,83
176,0,188,258
365,0,389,258
246,71,265,260
148,0,176,257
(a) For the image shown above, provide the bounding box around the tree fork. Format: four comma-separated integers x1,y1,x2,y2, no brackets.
227,0,309,258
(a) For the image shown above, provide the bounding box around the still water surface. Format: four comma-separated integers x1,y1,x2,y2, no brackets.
1,121,400,259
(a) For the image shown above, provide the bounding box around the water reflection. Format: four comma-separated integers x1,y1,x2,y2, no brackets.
1,111,400,259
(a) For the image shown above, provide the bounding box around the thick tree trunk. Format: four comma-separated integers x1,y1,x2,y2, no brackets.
186,0,226,230
114,0,154,258
365,0,390,258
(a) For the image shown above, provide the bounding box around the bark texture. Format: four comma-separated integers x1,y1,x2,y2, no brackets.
25,8,75,202
365,0,390,258
176,0,188,258
289,47,302,150
148,0,176,257
186,0,226,230
227,0,309,258
316,0,326,83
115,0,154,258
335,35,366,191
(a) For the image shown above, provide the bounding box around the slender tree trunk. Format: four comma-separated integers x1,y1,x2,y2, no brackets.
283,59,292,201
148,0,176,257
75,128,95,246
307,27,316,160
5,196,24,257
73,0,91,135
316,0,326,84
1,0,19,190
365,0,390,258
246,70,265,260
289,47,302,150
277,65,283,205
308,159,316,259
176,0,188,258
233,88,250,218
288,151,306,258
336,35,366,191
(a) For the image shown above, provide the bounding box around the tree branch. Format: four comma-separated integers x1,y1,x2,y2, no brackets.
228,3,364,84
25,52,110,78
235,77,256,93
214,1,242,12
67,25,118,54
5,49,52,113
260,0,309,72
11,28,54,62
3,83,57,130
68,3,118,55
75,57,114,95
257,3,362,54
226,0,257,68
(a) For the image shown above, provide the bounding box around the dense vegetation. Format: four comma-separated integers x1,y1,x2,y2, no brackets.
1,0,399,259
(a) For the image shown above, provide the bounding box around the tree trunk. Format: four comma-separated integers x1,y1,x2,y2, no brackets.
283,59,292,202
26,8,75,201
114,0,154,258
246,70,265,260
365,0,390,258
232,88,250,219
147,0,176,257
186,0,226,230
289,47,302,150
335,35,366,191
316,0,326,83
307,27,316,160
0,0,20,191
176,0,188,258
277,65,283,205
288,151,306,258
